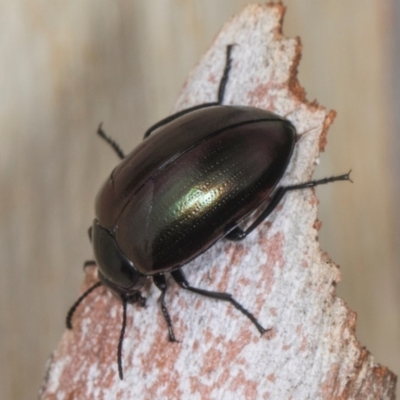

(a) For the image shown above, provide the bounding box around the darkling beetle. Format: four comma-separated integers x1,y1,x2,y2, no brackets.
66,45,351,380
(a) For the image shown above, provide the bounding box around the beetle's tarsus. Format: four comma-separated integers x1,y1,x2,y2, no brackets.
345,169,353,183
285,172,352,191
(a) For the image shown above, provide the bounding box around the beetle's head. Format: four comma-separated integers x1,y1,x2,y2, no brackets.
91,219,147,299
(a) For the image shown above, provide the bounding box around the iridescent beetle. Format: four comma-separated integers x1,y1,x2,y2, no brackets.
66,45,350,379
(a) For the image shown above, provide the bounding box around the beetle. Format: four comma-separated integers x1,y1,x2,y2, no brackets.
66,44,351,380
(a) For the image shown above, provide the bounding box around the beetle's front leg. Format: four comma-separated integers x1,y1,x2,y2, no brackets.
153,274,179,342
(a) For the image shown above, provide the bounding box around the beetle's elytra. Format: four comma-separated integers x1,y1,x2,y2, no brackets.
95,105,296,277
66,45,351,380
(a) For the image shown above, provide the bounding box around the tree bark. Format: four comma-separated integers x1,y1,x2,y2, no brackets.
40,4,397,399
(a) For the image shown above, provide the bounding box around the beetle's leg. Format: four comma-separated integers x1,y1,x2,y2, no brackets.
217,44,235,104
97,123,126,160
226,171,352,241
143,44,235,140
153,274,178,342
143,103,219,140
117,297,128,380
171,268,267,335
66,281,102,329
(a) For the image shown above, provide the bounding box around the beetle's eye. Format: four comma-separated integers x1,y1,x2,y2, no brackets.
91,220,145,289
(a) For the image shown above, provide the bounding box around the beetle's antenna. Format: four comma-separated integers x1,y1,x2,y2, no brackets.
97,123,126,160
66,281,102,329
118,297,128,380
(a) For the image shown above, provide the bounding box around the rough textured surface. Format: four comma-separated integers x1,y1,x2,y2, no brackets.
40,3,397,399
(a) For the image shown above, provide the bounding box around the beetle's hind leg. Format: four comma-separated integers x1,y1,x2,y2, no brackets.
142,44,236,140
217,44,235,104
153,274,179,342
226,171,352,241
142,103,219,140
171,268,267,335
